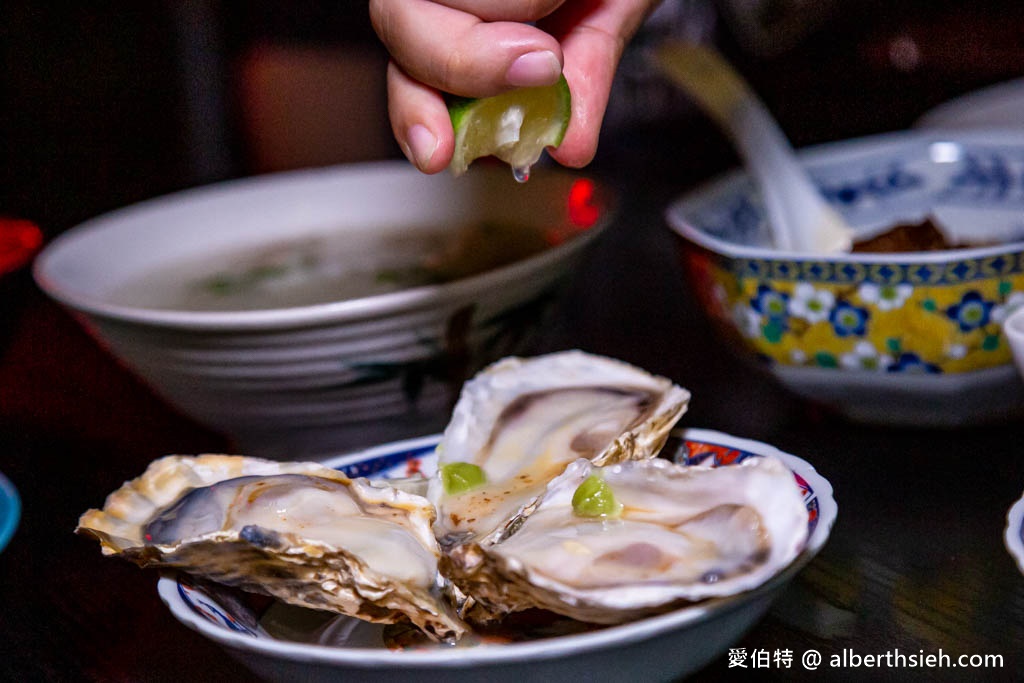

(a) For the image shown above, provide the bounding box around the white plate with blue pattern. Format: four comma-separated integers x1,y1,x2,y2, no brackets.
157,429,836,683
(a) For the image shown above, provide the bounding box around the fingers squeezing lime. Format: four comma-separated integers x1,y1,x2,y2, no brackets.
447,75,571,181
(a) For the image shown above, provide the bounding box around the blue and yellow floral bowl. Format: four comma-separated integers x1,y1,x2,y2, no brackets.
667,130,1024,426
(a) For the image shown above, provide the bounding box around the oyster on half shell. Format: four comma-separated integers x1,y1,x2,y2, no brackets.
76,454,466,641
430,351,691,548
453,456,809,624
427,351,691,620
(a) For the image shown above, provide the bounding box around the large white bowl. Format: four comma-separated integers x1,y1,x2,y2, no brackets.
915,77,1024,130
34,162,612,457
157,428,836,683
667,130,1024,426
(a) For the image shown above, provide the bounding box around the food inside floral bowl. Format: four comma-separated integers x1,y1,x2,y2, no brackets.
34,162,611,457
77,352,836,683
666,130,1024,426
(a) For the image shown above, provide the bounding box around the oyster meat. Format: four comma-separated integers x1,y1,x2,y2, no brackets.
76,454,466,640
451,456,808,624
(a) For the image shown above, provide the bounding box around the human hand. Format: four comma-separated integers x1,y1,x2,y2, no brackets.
369,0,662,174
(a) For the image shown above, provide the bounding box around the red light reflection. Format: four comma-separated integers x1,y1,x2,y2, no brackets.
546,178,603,246
0,218,44,275
567,178,601,229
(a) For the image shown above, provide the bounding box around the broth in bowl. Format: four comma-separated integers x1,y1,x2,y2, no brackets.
108,221,551,312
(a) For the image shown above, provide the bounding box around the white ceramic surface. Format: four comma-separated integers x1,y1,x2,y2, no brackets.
34,162,612,457
915,78,1024,130
1004,306,1024,384
157,428,837,683
1005,489,1024,575
666,130,1024,426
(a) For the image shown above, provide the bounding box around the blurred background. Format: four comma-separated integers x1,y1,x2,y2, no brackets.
4,0,1024,241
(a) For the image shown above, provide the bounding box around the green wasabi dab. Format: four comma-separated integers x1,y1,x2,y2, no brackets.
440,462,487,495
571,474,622,518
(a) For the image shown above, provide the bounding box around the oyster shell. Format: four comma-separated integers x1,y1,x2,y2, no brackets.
76,454,466,640
451,456,808,624
430,350,691,548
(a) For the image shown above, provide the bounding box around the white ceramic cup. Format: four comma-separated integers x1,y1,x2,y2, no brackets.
1003,305,1024,382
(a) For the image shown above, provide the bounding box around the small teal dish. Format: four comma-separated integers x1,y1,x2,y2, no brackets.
0,470,20,552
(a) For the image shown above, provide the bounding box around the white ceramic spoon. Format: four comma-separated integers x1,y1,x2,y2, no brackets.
654,41,854,253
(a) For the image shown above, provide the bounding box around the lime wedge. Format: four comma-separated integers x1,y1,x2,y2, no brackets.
447,75,571,180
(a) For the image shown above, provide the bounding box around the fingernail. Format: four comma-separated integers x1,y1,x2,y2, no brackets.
405,124,437,170
506,50,561,87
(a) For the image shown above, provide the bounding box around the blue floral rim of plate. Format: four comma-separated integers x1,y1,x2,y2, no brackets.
0,470,20,553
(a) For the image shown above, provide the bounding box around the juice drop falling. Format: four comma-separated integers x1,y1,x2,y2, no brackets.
512,165,531,183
